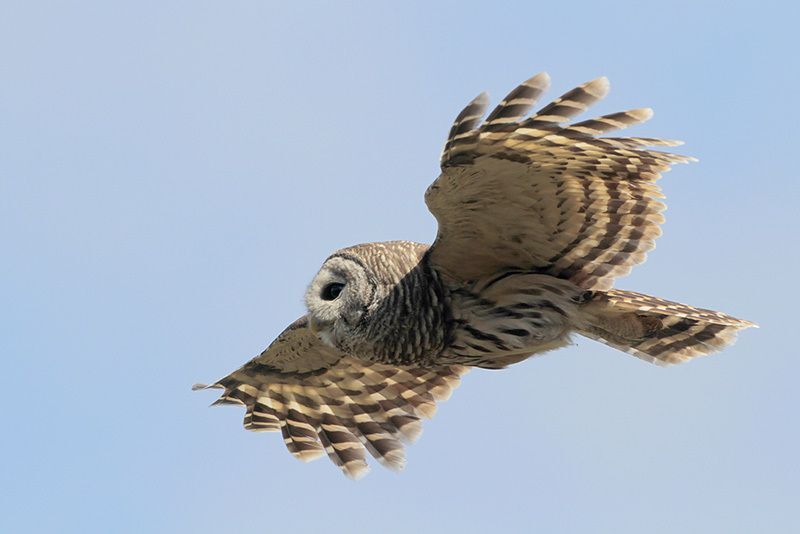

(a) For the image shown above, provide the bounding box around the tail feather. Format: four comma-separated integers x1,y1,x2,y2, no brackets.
579,289,755,365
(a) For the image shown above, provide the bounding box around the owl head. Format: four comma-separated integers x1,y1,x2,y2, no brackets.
304,241,429,356
304,252,375,351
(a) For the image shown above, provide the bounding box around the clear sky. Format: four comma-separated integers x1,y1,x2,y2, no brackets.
2,1,798,533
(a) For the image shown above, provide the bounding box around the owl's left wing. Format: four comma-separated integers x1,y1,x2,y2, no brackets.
426,72,694,290
194,316,467,479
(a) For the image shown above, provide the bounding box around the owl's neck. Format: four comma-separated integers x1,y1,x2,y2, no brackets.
348,255,453,366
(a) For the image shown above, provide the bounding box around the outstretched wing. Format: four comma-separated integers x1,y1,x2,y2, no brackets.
427,72,694,290
194,316,468,479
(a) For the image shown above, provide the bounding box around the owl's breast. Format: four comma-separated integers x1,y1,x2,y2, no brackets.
346,254,453,366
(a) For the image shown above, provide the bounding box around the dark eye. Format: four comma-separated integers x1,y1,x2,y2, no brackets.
321,282,345,301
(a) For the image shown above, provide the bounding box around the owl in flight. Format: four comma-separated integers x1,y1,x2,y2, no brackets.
195,72,755,478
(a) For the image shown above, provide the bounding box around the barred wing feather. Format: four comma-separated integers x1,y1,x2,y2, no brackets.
427,72,694,290
194,316,468,478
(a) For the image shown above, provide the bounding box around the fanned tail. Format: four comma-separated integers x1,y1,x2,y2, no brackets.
578,289,756,365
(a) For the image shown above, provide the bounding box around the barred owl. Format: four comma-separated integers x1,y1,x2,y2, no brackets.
194,72,755,478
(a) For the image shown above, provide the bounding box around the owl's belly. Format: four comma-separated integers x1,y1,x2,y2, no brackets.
438,272,589,368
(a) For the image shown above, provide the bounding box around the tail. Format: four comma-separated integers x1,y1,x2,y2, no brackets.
577,289,756,365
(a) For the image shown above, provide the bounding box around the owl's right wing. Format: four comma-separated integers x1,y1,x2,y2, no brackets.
194,316,468,479
425,72,694,290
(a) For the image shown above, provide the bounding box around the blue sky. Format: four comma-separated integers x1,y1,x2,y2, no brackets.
2,1,798,532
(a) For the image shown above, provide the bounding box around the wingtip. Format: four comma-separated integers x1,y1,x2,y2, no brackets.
634,107,654,121
343,461,371,481
527,71,551,90
377,449,408,473
474,91,490,106
588,76,611,98
660,139,685,147
296,449,326,463
416,402,438,419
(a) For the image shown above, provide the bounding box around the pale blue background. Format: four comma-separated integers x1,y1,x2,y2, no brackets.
2,1,797,533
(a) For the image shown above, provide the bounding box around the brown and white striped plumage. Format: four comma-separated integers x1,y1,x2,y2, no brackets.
196,72,755,478
579,290,755,365
194,317,466,478
430,73,692,289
